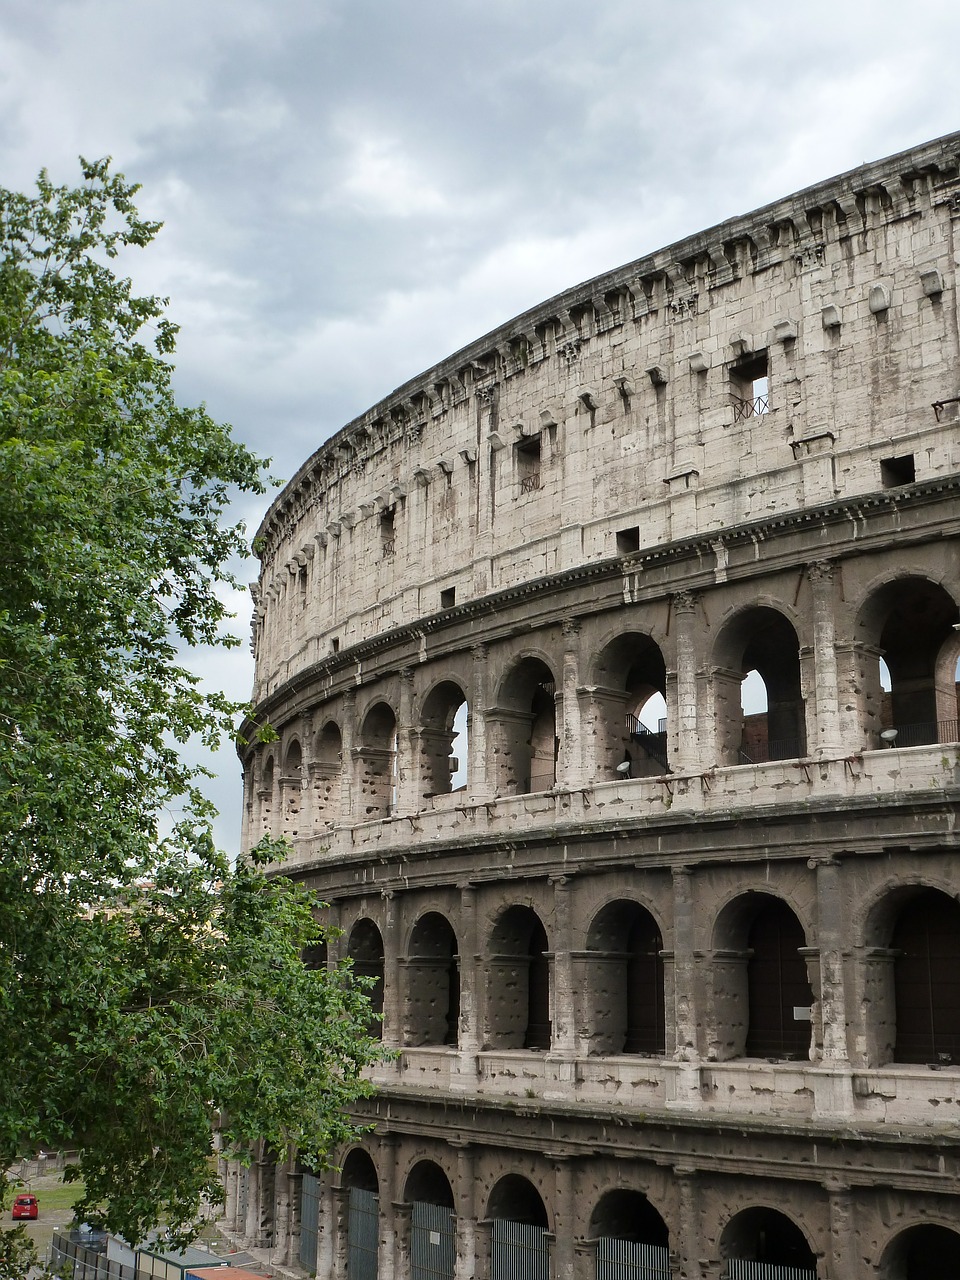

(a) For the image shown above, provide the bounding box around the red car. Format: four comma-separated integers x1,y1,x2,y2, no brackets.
12,1194,38,1220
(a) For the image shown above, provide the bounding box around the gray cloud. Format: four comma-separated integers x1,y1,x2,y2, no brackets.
3,0,958,850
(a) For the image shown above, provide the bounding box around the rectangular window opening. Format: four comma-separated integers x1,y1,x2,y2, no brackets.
730,351,769,421
516,436,542,494
881,454,916,488
331,637,340,654
380,508,396,557
617,526,640,555
440,587,456,609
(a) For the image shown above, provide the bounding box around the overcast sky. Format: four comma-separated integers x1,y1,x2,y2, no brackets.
3,0,958,850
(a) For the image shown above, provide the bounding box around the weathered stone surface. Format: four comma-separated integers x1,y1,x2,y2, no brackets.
235,133,960,1278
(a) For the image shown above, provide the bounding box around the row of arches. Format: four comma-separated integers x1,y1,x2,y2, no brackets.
250,575,960,833
341,886,960,1067
318,1151,960,1280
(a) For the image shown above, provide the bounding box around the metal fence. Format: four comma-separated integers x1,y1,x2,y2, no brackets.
882,718,960,747
490,1220,550,1280
49,1233,135,1280
596,1236,673,1279
347,1187,379,1280
724,1262,816,1280
300,1172,320,1274
411,1201,456,1280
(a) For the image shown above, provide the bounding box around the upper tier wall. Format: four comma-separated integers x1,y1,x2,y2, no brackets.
251,132,960,701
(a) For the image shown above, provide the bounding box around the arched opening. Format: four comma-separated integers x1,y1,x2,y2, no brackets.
403,913,460,1048
258,754,276,836
404,1161,455,1280
492,657,558,794
419,682,469,801
348,919,385,1040
589,1189,670,1280
720,1207,817,1277
486,906,551,1050
711,893,813,1062
858,576,960,747
714,608,806,765
891,889,960,1065
591,633,669,779
488,1175,549,1280
584,901,665,1055
880,1223,960,1279
311,720,342,828
357,702,398,819
281,739,303,837
342,1149,379,1280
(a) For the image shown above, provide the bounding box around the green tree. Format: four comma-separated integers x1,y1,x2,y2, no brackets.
0,160,381,1274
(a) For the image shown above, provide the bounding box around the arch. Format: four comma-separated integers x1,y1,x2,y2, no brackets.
720,1206,817,1273
590,632,669,779
713,606,806,765
419,680,469,801
584,900,665,1055
711,893,813,1062
486,906,551,1050
857,574,960,746
347,918,385,1040
342,1149,380,1280
403,913,460,1047
405,1160,456,1280
257,753,277,836
890,889,960,1064
488,1174,550,1280
311,720,343,827
281,738,303,837
879,1222,960,1279
492,656,558,794
357,701,398,819
589,1189,670,1280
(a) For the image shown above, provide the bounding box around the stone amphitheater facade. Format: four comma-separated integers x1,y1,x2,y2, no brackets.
227,133,960,1279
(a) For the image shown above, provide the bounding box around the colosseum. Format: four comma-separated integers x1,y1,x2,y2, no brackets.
228,132,960,1279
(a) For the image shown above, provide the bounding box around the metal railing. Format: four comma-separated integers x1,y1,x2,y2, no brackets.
724,1263,816,1280
733,393,769,421
597,1236,673,1279
737,737,805,765
881,719,960,747
49,1233,135,1280
625,716,669,770
520,473,542,493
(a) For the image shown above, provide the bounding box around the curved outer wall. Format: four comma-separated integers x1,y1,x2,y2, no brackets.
230,134,960,1279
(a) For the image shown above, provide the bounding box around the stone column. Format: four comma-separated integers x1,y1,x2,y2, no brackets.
396,667,418,815
825,1179,857,1279
813,857,849,1064
378,1136,398,1280
551,876,576,1055
469,644,492,800
552,1158,576,1280
674,1166,704,1280
806,561,844,756
558,618,584,788
340,689,356,820
458,882,481,1060
315,1173,337,1280
669,866,702,1106
222,1159,240,1232
382,892,402,1049
393,1202,413,1280
672,592,701,772
333,1186,350,1280
454,1144,477,1280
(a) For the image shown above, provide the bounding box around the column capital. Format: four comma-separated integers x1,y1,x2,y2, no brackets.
806,558,836,585
672,590,699,614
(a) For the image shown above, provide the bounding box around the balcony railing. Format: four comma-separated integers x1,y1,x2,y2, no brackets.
733,392,769,421
519,473,542,493
625,715,669,770
881,719,960,747
738,737,805,765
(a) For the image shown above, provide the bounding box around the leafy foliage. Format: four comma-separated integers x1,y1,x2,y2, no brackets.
0,161,381,1271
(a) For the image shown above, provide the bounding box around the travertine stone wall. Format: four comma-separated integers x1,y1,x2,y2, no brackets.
237,134,960,1279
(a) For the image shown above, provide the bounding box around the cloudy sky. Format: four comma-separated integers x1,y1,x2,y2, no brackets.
3,0,958,849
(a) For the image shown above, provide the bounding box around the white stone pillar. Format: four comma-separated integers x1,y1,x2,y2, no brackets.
672,591,701,772
807,561,844,756
558,618,584,788
550,875,576,1055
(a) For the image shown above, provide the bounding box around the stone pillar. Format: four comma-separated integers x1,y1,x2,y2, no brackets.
552,1158,576,1280
333,1185,350,1280
813,857,849,1064
315,1173,337,1280
458,882,481,1059
397,667,418,815
378,1136,398,1280
393,1202,413,1280
454,1144,477,1280
340,689,356,820
551,876,576,1055
382,892,402,1049
806,561,844,756
669,866,702,1107
825,1179,857,1279
674,1166,704,1280
222,1159,240,1232
271,1159,297,1267
470,644,492,800
672,591,701,772
558,618,584,788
